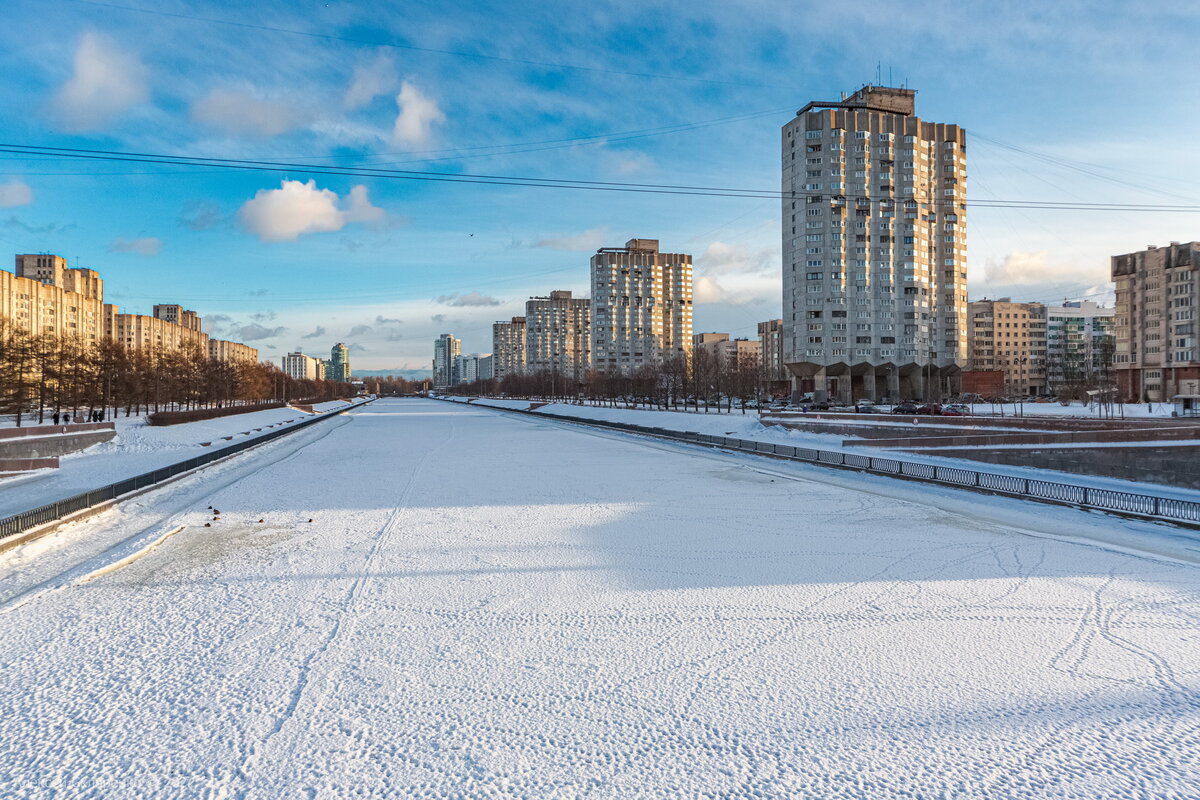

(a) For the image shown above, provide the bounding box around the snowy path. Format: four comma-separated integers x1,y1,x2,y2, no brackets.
1,399,1198,798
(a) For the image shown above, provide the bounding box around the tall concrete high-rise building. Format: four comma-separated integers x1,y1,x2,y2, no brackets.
4,254,106,342
967,298,1047,396
153,304,202,332
782,85,967,402
453,353,494,384
1112,241,1199,401
590,238,692,374
525,290,591,382
491,316,526,381
433,333,461,388
326,342,351,383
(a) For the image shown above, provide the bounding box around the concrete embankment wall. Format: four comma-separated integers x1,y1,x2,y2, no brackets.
912,445,1200,490
0,423,115,459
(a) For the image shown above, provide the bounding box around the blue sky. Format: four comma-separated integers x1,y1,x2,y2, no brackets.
2,0,1198,372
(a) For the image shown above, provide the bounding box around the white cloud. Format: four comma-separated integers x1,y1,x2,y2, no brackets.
345,54,397,110
0,180,33,208
110,236,162,256
535,227,608,251
237,180,388,242
693,241,779,304
391,82,445,146
983,250,1051,284
191,88,303,138
54,31,149,131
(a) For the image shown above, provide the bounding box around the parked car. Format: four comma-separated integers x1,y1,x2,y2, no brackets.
915,403,943,415
805,401,831,412
891,402,921,414
855,402,885,414
940,403,972,416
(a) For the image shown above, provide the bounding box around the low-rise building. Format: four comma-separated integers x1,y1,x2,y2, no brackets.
693,332,762,369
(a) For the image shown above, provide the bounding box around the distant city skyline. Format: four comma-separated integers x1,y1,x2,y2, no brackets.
1,1,1196,369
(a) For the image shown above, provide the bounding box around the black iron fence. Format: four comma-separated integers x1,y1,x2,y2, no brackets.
443,397,1200,526
0,400,373,541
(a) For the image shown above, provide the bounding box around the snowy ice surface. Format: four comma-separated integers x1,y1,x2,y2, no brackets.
0,400,368,517
449,397,1200,502
1,399,1198,798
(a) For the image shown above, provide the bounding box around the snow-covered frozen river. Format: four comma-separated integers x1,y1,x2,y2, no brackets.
1,398,1198,798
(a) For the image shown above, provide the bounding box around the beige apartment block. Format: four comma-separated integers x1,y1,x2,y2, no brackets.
209,338,258,364
967,298,1047,395
525,290,591,382
491,316,526,380
109,310,210,354
757,319,787,383
153,303,203,332
693,332,761,369
282,351,324,380
1,255,107,342
590,238,693,374
1112,241,1200,401
782,85,968,403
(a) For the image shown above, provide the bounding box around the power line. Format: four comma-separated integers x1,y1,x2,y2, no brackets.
4,142,1200,212
66,0,795,91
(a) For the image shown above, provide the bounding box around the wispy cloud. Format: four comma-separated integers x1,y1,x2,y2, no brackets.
345,54,397,110
391,81,444,146
53,31,149,131
535,227,608,251
237,322,287,341
110,236,162,256
0,180,33,208
301,325,326,339
436,291,500,307
191,88,305,138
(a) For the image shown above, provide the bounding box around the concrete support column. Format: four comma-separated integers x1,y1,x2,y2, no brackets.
887,369,900,403
864,371,883,402
910,369,925,403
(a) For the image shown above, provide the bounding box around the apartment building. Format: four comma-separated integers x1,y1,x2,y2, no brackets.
967,298,1047,396
757,319,787,382
433,333,461,388
693,332,761,369
325,342,352,383
282,351,325,380
590,238,692,374
153,303,202,332
1,254,108,343
454,353,494,384
1045,300,1115,394
1112,241,1200,401
525,290,591,382
208,338,258,364
110,311,210,354
782,85,968,402
491,317,526,381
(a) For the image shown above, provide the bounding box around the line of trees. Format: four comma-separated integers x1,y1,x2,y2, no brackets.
450,350,766,412
0,320,353,426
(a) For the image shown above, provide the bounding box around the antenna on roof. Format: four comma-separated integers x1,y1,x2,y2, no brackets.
876,61,882,84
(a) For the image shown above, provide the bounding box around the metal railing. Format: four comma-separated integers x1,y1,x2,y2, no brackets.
0,400,373,541
441,398,1200,527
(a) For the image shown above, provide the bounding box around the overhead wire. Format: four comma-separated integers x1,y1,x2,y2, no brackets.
3,143,1199,212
